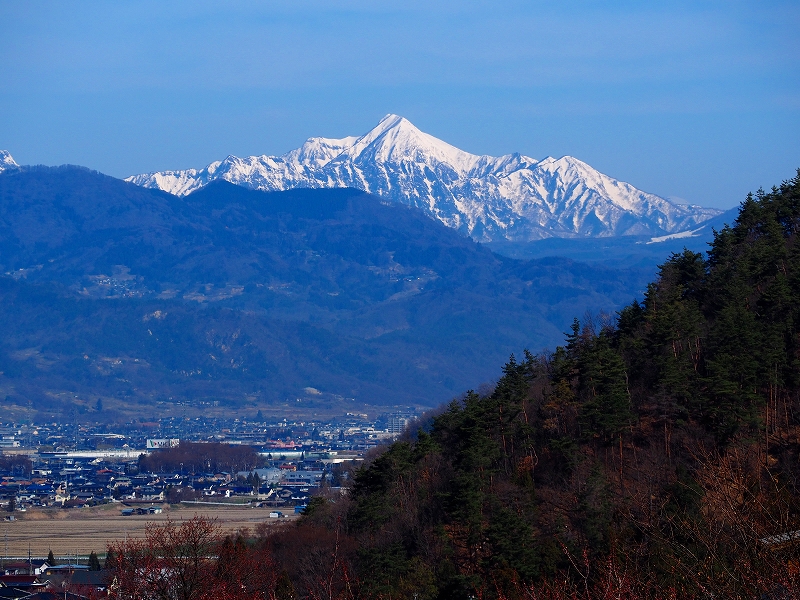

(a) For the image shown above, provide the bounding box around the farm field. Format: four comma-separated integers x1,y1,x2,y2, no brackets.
0,503,294,559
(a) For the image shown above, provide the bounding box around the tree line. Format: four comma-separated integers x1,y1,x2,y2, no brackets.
138,441,263,474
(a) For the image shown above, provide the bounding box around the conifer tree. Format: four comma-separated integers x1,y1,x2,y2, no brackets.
578,332,632,444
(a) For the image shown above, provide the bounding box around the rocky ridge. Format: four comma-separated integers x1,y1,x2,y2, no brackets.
126,115,720,241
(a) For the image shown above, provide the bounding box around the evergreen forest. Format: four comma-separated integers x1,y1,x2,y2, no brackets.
109,172,800,599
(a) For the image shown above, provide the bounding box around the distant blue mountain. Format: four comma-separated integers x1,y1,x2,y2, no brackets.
0,165,658,416
487,207,740,271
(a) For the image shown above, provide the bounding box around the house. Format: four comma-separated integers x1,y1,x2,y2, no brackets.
282,470,323,487
111,477,131,489
0,574,47,591
759,529,800,550
54,483,69,505
41,565,89,577
0,585,33,598
72,492,97,506
64,569,111,594
24,484,56,504
3,560,50,576
136,487,164,501
257,488,275,501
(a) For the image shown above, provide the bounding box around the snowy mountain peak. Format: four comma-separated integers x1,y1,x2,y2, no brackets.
339,114,482,175
0,150,19,172
127,117,721,242
283,136,359,169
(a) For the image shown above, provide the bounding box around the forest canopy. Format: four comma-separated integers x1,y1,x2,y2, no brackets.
292,170,800,598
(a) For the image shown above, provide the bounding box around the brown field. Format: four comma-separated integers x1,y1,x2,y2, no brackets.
0,503,295,559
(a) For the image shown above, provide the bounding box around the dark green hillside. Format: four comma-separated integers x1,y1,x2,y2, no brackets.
293,172,800,599
0,167,649,416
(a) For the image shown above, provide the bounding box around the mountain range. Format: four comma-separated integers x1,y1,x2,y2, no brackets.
0,165,652,418
126,115,721,242
0,121,737,416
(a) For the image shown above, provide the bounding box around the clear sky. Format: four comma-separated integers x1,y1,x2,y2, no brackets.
1,1,798,209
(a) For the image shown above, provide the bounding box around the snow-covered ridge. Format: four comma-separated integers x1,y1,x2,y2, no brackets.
127,115,721,241
0,150,19,173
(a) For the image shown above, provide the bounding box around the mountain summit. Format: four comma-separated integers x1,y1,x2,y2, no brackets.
128,116,720,241
0,151,18,173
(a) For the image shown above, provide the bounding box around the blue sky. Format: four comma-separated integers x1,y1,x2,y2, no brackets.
1,1,798,208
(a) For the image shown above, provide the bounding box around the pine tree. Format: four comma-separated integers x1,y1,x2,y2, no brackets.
578,332,633,444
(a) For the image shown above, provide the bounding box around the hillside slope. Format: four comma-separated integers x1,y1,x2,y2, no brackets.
0,166,650,417
291,170,800,599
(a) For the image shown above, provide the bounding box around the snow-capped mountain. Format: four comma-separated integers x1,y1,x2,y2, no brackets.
129,115,720,241
0,150,18,173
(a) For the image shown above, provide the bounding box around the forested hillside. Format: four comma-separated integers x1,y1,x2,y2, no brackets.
282,171,800,598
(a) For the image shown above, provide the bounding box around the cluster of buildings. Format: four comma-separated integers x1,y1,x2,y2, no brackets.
0,451,341,513
0,410,418,513
0,411,416,452
0,410,419,598
0,562,108,599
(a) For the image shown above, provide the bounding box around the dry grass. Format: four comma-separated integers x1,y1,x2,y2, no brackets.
0,504,294,559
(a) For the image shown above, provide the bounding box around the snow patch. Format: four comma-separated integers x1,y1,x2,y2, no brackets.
646,227,707,244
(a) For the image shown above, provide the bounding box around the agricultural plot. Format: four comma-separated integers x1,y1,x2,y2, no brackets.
0,504,293,559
